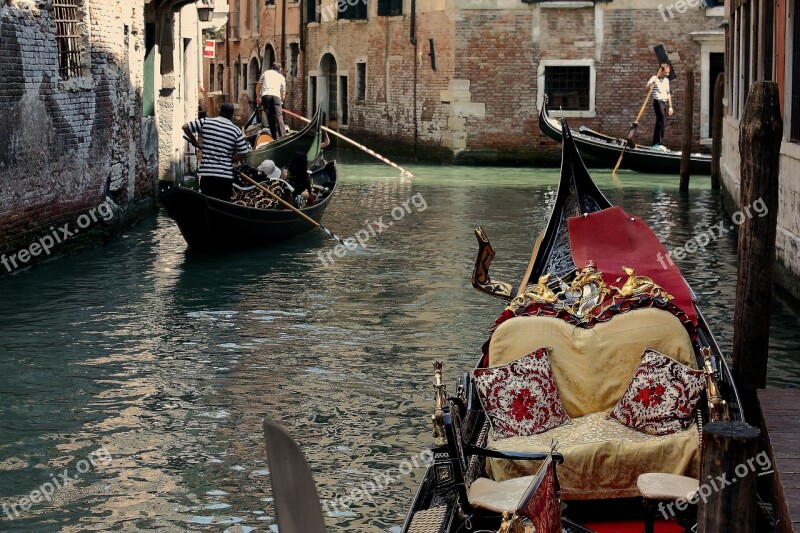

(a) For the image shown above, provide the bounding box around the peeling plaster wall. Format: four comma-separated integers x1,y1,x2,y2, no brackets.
0,0,158,273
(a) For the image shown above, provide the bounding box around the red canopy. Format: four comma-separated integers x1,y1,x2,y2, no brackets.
568,206,697,324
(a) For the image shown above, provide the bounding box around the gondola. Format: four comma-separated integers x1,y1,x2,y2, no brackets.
159,160,337,249
539,98,712,176
401,119,742,532
242,106,324,169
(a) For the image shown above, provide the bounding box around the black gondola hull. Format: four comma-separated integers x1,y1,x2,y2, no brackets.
539,101,712,175
160,162,337,249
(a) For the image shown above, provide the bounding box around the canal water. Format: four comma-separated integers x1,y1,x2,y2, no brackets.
1,157,800,532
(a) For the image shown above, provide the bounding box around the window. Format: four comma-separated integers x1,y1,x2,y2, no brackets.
377,0,402,16
339,76,348,125
544,66,590,111
242,64,248,90
309,75,318,116
54,0,82,79
217,64,224,94
792,0,800,141
307,0,321,22
254,0,261,31
289,43,300,77
209,63,215,91
356,61,366,101
339,0,367,20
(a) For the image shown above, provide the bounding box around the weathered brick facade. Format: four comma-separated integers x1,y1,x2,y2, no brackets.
0,0,204,274
222,0,725,163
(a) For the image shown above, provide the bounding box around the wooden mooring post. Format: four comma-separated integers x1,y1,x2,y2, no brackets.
731,81,782,423
710,73,725,189
679,64,695,191
698,421,761,533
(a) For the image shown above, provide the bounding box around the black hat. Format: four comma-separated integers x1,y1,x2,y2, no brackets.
220,103,234,118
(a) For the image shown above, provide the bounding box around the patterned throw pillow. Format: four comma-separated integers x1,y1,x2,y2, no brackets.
473,347,570,439
609,349,706,435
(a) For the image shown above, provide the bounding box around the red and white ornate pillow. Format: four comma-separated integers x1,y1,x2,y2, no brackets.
473,347,570,440
609,349,706,436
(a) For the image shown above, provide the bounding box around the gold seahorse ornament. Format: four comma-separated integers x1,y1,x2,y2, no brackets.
615,266,673,301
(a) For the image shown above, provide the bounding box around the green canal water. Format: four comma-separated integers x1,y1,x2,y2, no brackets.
1,158,800,532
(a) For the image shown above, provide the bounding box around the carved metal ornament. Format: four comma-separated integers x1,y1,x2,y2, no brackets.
504,263,675,324
431,361,448,446
702,347,730,422
471,227,515,301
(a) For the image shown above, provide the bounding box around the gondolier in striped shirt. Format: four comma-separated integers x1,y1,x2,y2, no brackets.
183,103,249,202
646,63,673,150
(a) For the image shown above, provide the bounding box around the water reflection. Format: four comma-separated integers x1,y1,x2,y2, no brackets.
0,162,798,532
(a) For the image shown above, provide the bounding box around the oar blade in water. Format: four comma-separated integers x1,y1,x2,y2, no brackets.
262,419,327,533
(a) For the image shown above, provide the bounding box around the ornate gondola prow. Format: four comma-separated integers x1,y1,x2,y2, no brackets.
472,227,515,301
432,361,448,446
703,347,730,422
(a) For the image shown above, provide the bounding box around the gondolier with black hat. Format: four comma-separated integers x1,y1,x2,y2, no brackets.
256,63,287,139
646,63,673,150
182,102,249,202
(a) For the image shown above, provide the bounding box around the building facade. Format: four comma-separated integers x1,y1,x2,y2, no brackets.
205,1,724,162
201,0,306,126
720,0,800,301
0,0,207,274
303,0,725,163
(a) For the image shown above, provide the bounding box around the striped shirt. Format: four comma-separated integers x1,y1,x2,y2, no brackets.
648,75,671,102
188,117,248,179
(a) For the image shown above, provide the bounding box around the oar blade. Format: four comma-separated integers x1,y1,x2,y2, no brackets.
263,419,327,533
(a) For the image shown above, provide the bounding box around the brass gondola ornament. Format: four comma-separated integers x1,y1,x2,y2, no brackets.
432,361,448,446
702,347,730,422
614,266,673,301
472,227,515,301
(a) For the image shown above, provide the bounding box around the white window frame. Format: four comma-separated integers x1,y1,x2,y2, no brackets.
536,59,596,118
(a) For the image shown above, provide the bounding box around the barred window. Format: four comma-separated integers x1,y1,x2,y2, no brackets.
54,0,82,79
544,66,590,111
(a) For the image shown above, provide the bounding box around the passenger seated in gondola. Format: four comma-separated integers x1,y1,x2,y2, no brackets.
285,151,314,208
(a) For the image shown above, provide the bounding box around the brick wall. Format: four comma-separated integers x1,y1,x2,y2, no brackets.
297,2,725,164
0,0,157,274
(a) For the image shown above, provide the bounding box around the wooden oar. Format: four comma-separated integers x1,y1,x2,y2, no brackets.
283,108,414,178
612,80,656,177
515,230,545,298
234,169,346,245
262,420,327,533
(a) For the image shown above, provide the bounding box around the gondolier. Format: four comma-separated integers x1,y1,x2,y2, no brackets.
646,64,673,150
256,63,286,139
182,103,249,202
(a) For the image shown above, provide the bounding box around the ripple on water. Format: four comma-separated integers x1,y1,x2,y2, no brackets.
0,167,798,532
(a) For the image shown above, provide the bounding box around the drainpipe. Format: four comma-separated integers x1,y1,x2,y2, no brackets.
410,0,418,157
281,0,287,63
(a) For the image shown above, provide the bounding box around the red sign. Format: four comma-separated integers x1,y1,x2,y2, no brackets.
203,40,215,59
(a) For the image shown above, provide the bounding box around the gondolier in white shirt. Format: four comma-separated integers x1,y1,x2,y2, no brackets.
256,63,287,139
646,63,673,150
182,103,249,202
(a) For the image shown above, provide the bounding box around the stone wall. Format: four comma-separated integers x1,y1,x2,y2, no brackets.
0,0,157,274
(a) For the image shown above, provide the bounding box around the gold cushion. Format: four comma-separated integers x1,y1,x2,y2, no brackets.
467,475,536,514
488,308,697,418
637,473,700,501
487,412,700,500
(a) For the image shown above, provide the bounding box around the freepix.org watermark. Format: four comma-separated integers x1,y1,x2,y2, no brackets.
656,197,768,270
321,449,433,516
659,0,717,22
1,200,114,273
658,450,773,519
317,0,367,23
317,192,427,266
2,446,112,521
